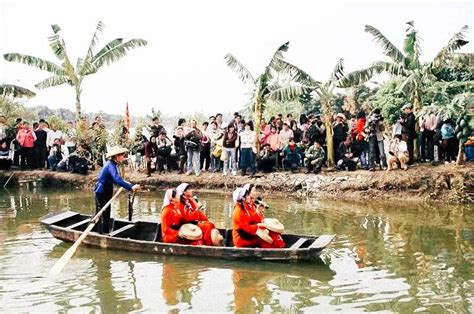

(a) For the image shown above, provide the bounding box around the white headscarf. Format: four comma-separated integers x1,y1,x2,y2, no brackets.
233,187,246,203
162,189,174,209
176,183,189,198
242,183,251,195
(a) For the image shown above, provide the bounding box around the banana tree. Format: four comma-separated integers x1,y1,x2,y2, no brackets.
270,57,344,166
4,22,147,120
0,84,36,98
339,22,469,112
225,42,313,150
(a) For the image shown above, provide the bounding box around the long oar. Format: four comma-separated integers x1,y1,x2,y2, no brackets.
50,187,124,276
3,171,15,189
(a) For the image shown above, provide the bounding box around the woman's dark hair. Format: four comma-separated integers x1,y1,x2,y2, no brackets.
372,108,381,115
179,184,192,204
243,184,254,198
299,114,308,124
247,120,254,131
357,110,366,119
178,118,186,126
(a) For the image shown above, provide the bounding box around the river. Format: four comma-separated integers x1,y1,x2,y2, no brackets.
0,182,473,312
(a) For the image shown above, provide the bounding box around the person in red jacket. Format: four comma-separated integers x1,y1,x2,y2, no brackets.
161,183,222,246
160,188,189,244
232,184,285,248
16,121,37,169
352,110,368,169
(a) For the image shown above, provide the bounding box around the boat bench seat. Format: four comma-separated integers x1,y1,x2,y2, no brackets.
109,224,136,237
309,235,336,249
67,218,91,230
290,238,308,249
41,211,78,225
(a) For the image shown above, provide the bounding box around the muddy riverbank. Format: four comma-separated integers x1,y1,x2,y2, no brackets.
2,163,473,204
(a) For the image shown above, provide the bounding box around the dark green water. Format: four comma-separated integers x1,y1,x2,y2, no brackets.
0,182,473,312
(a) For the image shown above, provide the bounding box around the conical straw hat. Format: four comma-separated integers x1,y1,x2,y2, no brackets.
179,223,202,240
263,218,284,233
256,228,273,244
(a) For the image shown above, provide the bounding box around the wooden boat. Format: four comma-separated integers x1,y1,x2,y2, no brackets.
40,210,336,262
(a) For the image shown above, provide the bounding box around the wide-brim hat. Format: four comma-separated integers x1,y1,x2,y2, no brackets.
179,223,202,241
263,218,284,233
106,146,129,159
256,228,273,244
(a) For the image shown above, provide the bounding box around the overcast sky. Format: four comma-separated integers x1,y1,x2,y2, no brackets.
1,0,472,117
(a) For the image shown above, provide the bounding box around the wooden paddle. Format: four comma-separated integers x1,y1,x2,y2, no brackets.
3,171,15,189
50,187,124,276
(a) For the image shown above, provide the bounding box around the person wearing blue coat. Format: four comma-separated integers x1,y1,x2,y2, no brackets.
94,147,140,233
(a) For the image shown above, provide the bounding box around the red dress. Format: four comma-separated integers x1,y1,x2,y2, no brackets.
161,197,215,246
178,196,216,246
232,200,285,248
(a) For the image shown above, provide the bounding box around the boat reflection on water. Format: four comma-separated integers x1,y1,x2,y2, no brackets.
232,269,278,313
48,243,334,312
161,261,203,308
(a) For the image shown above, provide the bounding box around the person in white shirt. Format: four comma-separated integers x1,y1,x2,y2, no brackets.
239,123,256,176
387,134,409,171
279,123,294,147
0,115,8,142
46,123,64,150
47,138,69,171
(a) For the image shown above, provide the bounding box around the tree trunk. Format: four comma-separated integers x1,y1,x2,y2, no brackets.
75,85,82,121
254,99,262,153
413,89,421,159
456,141,464,165
324,113,334,167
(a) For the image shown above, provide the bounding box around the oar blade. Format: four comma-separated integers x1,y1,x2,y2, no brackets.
50,245,76,276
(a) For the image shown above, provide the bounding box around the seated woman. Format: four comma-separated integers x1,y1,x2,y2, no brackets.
175,183,222,246
161,188,200,245
232,184,285,248
0,140,13,170
387,134,409,171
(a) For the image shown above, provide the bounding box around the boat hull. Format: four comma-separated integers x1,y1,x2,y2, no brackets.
41,210,335,262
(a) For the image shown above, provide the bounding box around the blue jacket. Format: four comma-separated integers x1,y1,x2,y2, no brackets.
94,160,134,194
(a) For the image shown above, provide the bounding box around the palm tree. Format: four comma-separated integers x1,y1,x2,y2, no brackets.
0,84,36,98
4,22,147,120
339,22,469,112
224,42,312,149
273,57,344,166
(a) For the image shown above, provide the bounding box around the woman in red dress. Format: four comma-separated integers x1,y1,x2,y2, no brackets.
160,188,204,245
232,184,285,248
176,183,222,246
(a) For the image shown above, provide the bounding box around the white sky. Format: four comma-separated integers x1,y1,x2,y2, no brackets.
1,0,472,117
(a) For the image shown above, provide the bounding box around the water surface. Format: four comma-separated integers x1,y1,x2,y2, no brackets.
0,182,473,312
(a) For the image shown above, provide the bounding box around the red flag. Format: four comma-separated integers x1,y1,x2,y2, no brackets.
125,102,130,131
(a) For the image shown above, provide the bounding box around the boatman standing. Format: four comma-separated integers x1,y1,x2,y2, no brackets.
94,146,141,233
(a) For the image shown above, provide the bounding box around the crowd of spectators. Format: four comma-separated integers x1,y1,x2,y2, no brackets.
0,104,462,176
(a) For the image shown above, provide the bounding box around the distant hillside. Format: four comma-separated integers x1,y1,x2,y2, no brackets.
33,106,140,129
